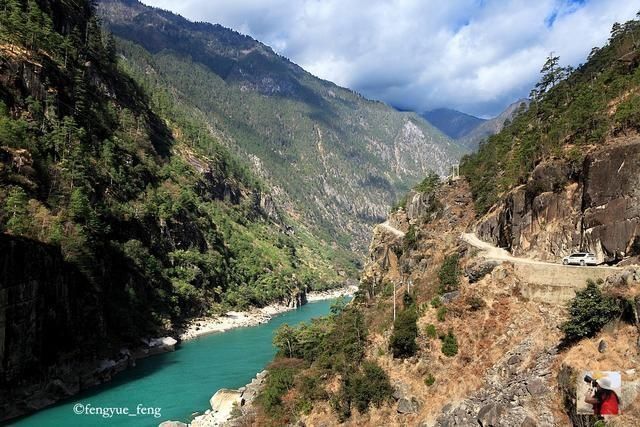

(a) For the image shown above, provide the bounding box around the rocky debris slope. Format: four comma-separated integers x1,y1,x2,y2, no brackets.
477,139,640,264
434,340,558,426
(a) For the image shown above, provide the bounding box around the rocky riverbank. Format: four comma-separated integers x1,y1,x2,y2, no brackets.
178,285,358,341
159,370,268,427
306,285,358,302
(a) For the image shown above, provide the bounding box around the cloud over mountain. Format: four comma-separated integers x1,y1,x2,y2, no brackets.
142,0,639,117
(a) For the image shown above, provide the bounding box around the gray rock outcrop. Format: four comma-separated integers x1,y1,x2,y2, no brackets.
434,338,557,426
476,140,640,264
397,397,420,414
464,259,499,283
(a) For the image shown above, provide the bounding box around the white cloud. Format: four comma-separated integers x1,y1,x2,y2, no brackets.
142,0,640,117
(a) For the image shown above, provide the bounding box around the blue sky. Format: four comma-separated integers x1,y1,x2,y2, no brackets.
142,0,640,117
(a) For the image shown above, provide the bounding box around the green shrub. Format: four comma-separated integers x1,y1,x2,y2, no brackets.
414,171,440,193
403,291,415,308
436,306,447,322
299,374,326,401
430,296,442,308
342,361,393,414
424,373,435,386
381,281,394,297
259,360,302,416
561,280,622,343
440,330,458,357
274,308,366,367
614,94,640,132
391,194,408,212
424,323,437,339
438,254,461,294
389,308,418,358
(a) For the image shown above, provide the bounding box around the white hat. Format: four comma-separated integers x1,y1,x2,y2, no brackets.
598,378,614,391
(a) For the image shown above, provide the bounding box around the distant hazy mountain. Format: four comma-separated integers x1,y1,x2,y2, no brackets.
421,100,529,152
457,99,530,150
98,0,461,253
422,108,487,139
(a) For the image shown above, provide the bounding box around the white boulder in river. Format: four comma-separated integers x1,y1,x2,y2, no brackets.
189,388,242,427
158,422,188,427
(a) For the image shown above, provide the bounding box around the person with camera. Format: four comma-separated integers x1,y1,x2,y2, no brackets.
584,376,620,415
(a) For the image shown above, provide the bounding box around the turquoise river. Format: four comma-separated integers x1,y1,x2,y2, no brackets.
10,298,343,427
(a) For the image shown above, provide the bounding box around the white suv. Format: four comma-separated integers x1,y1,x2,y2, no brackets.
562,252,597,266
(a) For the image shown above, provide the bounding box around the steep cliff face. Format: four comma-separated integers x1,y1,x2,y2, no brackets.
0,236,99,378
0,236,102,416
476,139,640,263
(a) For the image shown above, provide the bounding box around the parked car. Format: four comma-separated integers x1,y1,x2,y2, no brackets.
562,252,597,266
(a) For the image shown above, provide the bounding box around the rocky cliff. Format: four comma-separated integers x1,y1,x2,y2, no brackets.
476,138,640,264
0,235,101,418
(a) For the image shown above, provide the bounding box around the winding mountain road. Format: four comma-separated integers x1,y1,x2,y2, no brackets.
461,232,622,303
376,221,622,303
379,221,405,238
461,232,621,270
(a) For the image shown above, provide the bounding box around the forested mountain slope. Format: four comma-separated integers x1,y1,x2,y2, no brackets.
0,0,356,417
97,0,461,253
462,17,640,263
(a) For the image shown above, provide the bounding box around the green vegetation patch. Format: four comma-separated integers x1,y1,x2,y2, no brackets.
462,17,640,214
389,307,418,358
561,280,622,343
438,253,461,294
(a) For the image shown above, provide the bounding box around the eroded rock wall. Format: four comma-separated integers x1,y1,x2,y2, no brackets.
0,236,102,387
0,235,105,419
477,140,640,263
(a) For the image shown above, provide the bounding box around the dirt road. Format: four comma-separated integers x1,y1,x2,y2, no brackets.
461,232,622,270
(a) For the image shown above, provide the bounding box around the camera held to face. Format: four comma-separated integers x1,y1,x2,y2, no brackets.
584,375,598,388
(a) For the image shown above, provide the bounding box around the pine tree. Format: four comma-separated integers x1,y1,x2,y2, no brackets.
535,54,562,95
106,33,117,64
3,0,25,46
389,307,418,358
4,186,31,235
73,70,89,123
26,0,43,50
69,187,90,222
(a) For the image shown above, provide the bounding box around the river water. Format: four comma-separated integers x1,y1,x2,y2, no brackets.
10,298,341,426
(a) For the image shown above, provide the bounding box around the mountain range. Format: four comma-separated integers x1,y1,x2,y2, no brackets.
421,108,486,139
98,0,463,254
